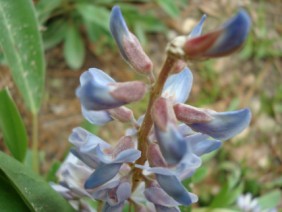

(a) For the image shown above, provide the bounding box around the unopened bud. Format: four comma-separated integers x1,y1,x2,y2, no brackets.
110,6,153,75
174,103,213,124
108,106,134,123
151,97,177,131
148,143,167,168
110,81,146,104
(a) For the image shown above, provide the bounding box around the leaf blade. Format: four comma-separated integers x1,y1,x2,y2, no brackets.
0,88,28,162
0,152,75,212
64,24,85,70
0,0,45,113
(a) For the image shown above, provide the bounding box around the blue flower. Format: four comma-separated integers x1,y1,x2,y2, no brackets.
69,127,140,189
182,9,251,59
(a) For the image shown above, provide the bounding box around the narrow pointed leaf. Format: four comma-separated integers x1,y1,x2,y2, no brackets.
0,88,27,162
64,25,85,69
0,0,45,113
0,152,75,211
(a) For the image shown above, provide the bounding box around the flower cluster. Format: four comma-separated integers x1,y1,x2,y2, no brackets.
52,5,252,211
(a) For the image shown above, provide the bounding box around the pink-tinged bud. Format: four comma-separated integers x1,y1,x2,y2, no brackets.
174,103,213,124
148,143,167,167
123,32,153,74
112,136,134,158
110,81,146,104
110,6,153,75
151,97,177,131
171,59,186,73
108,106,134,123
167,9,251,60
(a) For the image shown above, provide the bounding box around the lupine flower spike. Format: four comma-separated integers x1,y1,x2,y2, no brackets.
52,6,252,212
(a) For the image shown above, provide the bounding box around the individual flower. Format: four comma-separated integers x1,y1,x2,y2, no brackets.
161,65,252,141
110,6,153,75
76,68,146,111
185,9,251,58
92,177,131,212
174,104,252,141
169,9,251,60
69,127,140,190
136,143,201,207
151,97,187,165
76,68,145,125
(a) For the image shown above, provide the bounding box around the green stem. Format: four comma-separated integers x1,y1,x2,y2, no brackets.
32,112,39,173
132,54,177,191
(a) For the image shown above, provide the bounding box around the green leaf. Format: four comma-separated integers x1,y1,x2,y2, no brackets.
156,0,180,18
191,166,208,184
0,0,45,113
0,173,29,211
64,24,85,70
0,152,75,212
43,19,67,50
76,3,110,31
36,0,62,23
0,88,28,162
258,190,281,210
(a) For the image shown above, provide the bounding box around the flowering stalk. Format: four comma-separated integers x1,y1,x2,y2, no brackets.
51,6,252,211
133,55,177,190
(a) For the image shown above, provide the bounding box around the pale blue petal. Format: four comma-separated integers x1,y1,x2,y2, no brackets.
92,145,112,164
70,148,100,169
114,182,131,205
80,71,91,85
162,67,193,103
189,108,251,141
155,124,187,165
206,9,251,56
175,150,202,180
88,68,115,84
69,127,110,150
177,124,194,136
82,106,113,125
114,149,141,163
110,6,130,61
185,134,222,156
189,14,207,38
156,174,195,206
155,205,180,212
135,164,174,176
144,186,180,207
76,79,120,111
84,163,122,189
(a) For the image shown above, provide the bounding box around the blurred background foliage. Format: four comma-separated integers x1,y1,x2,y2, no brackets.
0,0,281,211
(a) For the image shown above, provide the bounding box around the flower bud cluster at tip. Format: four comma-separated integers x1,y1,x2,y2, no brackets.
51,6,252,212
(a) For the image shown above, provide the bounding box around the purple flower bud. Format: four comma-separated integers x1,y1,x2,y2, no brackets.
108,106,134,123
110,81,146,105
148,143,168,168
183,9,251,59
174,103,213,124
171,60,186,74
110,6,153,74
